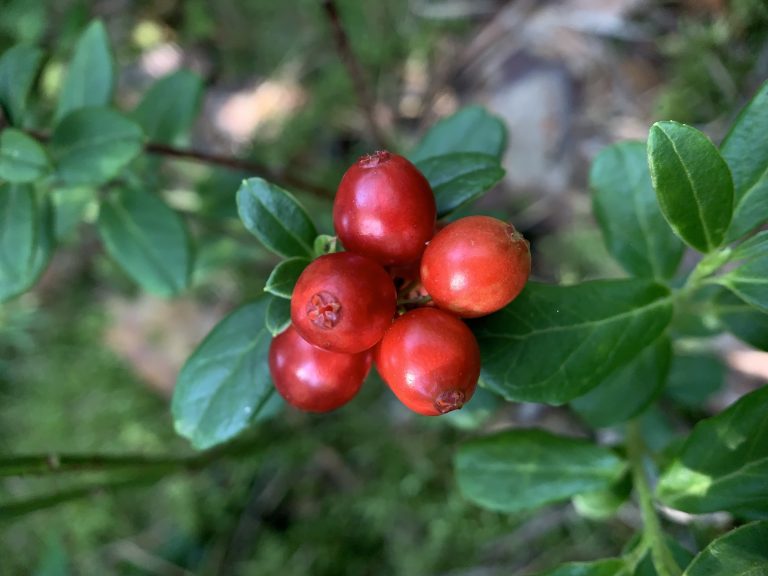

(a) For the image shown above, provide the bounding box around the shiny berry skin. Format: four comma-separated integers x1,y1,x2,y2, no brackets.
421,216,531,318
375,307,480,416
333,151,436,266
269,326,371,413
291,252,396,353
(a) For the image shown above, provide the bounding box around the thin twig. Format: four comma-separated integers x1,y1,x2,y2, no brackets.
319,0,390,148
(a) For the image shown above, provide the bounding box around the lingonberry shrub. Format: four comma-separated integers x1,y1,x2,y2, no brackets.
269,325,371,412
421,215,531,317
375,307,481,416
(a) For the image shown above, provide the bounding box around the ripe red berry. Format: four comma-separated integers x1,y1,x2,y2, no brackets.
420,215,531,318
333,151,436,265
269,326,371,413
375,307,480,416
291,252,396,353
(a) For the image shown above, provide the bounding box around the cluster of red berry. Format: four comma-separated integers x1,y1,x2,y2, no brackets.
268,151,531,416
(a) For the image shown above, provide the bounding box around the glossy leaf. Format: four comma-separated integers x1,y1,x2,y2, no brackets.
172,299,276,449
415,153,505,217
719,231,768,314
715,289,768,351
665,353,725,408
409,106,506,161
0,43,44,125
537,560,629,576
647,121,733,253
0,128,50,183
265,296,291,337
721,80,768,242
133,70,203,144
472,279,673,404
657,386,768,514
55,20,114,121
236,178,317,258
591,141,683,278
50,108,144,186
571,337,670,427
455,429,626,513
98,187,191,296
264,257,310,299
683,522,768,576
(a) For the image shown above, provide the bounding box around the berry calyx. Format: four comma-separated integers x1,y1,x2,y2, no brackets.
269,326,371,413
333,151,436,266
291,252,396,353
375,307,480,416
420,215,531,318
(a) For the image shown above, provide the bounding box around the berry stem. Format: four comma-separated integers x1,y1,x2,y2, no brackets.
396,294,433,307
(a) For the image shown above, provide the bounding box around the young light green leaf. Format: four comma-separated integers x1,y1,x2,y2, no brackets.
715,289,768,351
572,474,632,521
647,121,734,253
414,153,505,217
471,279,673,404
536,560,629,576
0,43,44,125
50,107,144,186
665,353,724,408
98,187,192,297
236,177,317,258
264,257,310,299
455,429,626,514
265,296,291,336
172,299,276,450
55,20,114,121
657,386,768,514
133,70,203,144
571,338,671,428
682,522,768,576
718,231,768,314
721,80,768,242
591,141,684,278
409,106,507,161
0,128,50,183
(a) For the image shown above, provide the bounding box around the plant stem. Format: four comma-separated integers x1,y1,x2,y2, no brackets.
396,295,433,307
626,420,682,576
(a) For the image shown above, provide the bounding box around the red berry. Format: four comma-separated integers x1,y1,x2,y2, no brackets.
269,326,371,413
333,151,436,265
291,252,396,353
420,216,531,318
375,307,480,416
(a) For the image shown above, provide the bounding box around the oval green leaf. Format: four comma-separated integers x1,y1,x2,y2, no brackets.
172,299,277,450
714,289,768,351
236,177,317,258
665,352,725,408
133,70,203,144
265,295,291,337
264,257,310,299
721,80,768,242
683,522,768,576
657,386,768,514
719,231,768,314
471,279,673,404
648,121,733,253
0,128,51,183
98,187,192,297
0,43,44,126
50,107,144,186
455,428,626,514
409,106,507,161
591,141,684,278
536,560,629,576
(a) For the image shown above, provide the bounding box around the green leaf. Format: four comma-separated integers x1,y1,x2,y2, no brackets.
721,80,768,242
657,386,768,514
632,538,694,576
683,522,768,576
572,474,632,521
51,186,96,240
50,107,144,186
647,121,734,253
719,231,768,314
98,187,192,297
172,299,276,450
0,128,50,183
455,429,626,513
714,289,768,351
472,279,673,404
265,296,291,337
665,353,724,408
133,70,203,144
571,337,671,428
264,257,310,299
0,43,44,125
409,106,507,161
536,560,629,576
55,20,114,121
414,153,505,217
236,177,317,258
591,141,684,279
